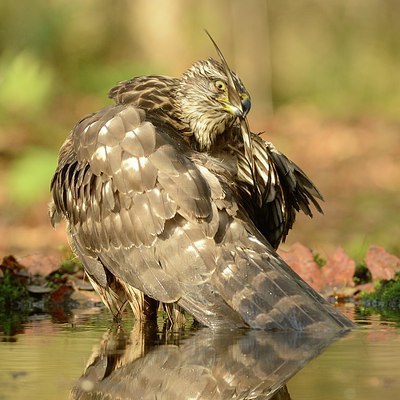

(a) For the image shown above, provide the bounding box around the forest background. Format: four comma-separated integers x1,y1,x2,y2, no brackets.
0,0,399,263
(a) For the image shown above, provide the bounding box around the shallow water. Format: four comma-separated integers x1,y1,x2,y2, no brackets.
0,305,399,400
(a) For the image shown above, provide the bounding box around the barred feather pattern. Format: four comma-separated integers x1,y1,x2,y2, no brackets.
225,130,323,249
50,58,353,331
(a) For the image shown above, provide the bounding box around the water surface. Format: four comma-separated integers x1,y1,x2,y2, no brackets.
0,306,399,399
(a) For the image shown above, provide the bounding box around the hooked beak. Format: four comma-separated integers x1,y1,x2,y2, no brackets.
224,95,251,118
241,95,251,117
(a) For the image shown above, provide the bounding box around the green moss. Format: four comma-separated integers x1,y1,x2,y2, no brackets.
313,252,326,268
361,272,400,309
60,257,83,275
0,270,31,311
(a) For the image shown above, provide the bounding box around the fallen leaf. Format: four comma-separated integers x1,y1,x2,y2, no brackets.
1,255,24,271
322,247,356,288
365,245,400,282
278,242,324,291
49,285,73,304
0,255,30,279
18,254,61,277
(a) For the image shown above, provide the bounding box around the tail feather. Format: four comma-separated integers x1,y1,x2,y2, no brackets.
216,242,353,330
176,218,354,331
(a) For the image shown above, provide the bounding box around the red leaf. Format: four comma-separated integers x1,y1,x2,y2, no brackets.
322,247,356,288
365,245,400,282
0,255,30,279
49,285,73,304
1,255,26,272
278,242,324,291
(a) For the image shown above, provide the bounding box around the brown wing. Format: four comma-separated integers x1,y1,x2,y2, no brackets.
51,104,218,303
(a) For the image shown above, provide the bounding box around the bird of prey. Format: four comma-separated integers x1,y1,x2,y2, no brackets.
50,36,353,331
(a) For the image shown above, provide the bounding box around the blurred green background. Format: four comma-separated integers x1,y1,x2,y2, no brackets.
0,0,399,258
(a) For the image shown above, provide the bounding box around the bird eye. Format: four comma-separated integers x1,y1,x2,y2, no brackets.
215,80,227,92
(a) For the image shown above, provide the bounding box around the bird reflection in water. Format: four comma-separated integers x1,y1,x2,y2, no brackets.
70,321,345,400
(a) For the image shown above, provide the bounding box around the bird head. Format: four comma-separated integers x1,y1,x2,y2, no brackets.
176,46,251,150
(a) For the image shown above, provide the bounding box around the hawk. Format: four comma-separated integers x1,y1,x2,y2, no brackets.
50,36,353,331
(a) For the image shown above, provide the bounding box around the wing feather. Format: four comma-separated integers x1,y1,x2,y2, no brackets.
52,103,217,303
155,216,217,284
232,131,323,248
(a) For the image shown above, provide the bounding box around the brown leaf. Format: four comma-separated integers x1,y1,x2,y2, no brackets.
1,255,25,272
278,242,324,291
322,247,356,289
0,255,30,279
49,285,73,304
17,254,61,277
365,245,400,282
